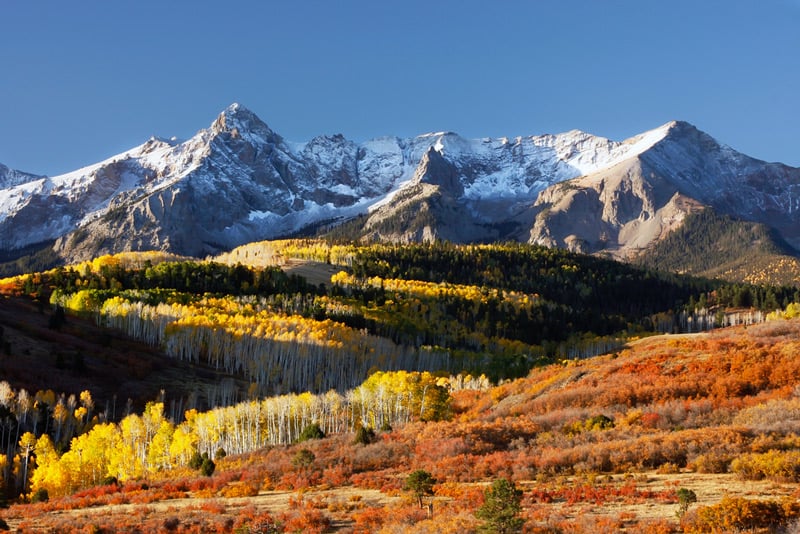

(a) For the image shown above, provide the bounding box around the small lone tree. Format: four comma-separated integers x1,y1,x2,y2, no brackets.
200,457,216,477
188,451,205,470
405,469,436,509
292,448,315,469
354,425,376,445
676,487,697,519
297,423,325,442
476,478,523,534
31,488,49,503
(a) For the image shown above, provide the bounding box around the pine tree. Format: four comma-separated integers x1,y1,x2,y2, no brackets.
476,478,523,534
405,469,436,509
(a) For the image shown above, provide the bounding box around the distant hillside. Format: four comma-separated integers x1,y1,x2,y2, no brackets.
0,240,60,278
635,209,800,285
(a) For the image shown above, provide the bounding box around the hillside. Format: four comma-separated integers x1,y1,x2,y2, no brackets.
4,318,800,532
635,209,800,285
3,241,794,406
2,243,800,531
0,294,249,417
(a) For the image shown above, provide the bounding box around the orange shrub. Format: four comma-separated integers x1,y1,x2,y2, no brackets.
682,496,797,532
322,464,350,486
217,480,260,497
231,507,281,532
352,507,386,533
198,499,226,514
280,503,331,534
690,452,732,474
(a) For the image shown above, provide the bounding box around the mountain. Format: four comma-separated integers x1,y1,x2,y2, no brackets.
525,121,800,260
1,105,798,278
0,104,432,262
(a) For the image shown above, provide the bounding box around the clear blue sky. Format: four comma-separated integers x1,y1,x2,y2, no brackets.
1,1,798,176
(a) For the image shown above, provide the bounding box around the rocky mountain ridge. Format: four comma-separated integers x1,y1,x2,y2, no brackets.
1,104,798,270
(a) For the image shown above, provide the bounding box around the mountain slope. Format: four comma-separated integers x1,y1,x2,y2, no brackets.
635,209,800,284
347,121,800,273
526,157,705,256
0,105,684,262
8,315,800,532
0,105,405,261
0,162,43,188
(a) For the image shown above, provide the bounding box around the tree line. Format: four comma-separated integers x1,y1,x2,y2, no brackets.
1,370,454,501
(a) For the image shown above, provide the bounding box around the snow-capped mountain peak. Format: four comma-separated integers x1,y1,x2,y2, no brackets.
210,102,279,146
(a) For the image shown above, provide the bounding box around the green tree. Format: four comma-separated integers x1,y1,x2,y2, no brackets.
676,487,697,519
476,478,523,534
188,451,205,470
200,458,215,477
31,488,49,503
405,469,436,508
354,425,376,445
291,448,315,469
297,422,325,442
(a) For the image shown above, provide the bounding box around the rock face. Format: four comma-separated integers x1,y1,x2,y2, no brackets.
527,156,706,257
526,122,800,258
0,106,798,266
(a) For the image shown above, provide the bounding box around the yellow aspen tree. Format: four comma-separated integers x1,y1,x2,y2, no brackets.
18,432,37,494
52,400,70,444
147,419,175,473
79,390,94,424
113,413,147,480
169,422,198,467
63,422,119,489
29,434,69,498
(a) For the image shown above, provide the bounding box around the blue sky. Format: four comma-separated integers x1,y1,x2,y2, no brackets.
1,1,798,176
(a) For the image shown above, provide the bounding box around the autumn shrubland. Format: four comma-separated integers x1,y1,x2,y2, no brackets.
1,241,800,532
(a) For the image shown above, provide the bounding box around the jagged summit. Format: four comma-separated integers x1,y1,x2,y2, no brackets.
413,147,463,195
0,105,797,273
218,102,259,124
211,102,278,144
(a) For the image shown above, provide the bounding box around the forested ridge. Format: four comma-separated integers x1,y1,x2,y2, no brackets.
4,242,797,395
3,243,792,394
636,209,800,285
2,241,800,532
